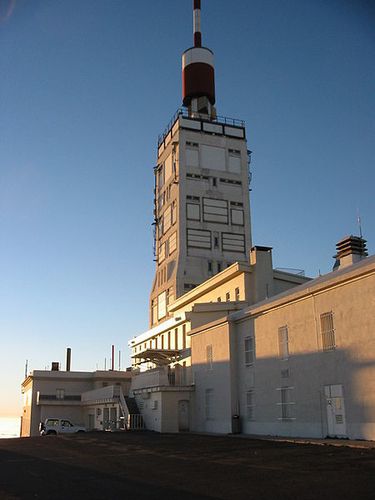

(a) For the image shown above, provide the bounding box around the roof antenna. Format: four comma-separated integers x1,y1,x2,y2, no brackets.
357,209,363,238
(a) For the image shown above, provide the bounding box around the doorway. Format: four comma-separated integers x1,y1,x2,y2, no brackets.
324,384,347,437
178,400,190,432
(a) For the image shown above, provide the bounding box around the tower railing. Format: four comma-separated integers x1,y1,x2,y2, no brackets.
158,107,245,147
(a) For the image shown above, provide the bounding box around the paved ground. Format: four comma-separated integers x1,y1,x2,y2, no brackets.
1,432,375,499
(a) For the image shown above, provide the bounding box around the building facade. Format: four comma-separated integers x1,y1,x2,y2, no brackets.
128,2,375,440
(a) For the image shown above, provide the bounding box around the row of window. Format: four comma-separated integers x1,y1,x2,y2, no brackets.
186,143,242,174
204,387,295,421
133,324,188,355
186,173,242,187
187,229,246,253
158,232,177,264
244,312,336,367
187,197,244,226
158,201,177,236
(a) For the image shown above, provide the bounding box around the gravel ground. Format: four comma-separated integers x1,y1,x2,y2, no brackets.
1,432,375,499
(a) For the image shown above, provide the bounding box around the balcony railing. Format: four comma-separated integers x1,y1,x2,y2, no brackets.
158,107,245,147
132,366,193,391
36,393,81,405
81,385,121,404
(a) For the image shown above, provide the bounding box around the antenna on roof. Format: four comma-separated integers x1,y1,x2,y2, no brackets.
24,359,28,378
357,209,363,238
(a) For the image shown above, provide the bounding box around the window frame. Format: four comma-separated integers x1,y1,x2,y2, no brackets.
244,336,255,366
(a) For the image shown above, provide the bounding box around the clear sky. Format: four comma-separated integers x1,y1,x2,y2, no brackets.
0,0,374,417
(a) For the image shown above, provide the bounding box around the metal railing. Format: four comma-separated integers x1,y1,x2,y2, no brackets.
158,107,245,146
127,414,145,431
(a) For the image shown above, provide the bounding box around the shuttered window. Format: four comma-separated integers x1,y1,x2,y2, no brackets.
245,336,255,365
321,312,336,351
278,325,289,359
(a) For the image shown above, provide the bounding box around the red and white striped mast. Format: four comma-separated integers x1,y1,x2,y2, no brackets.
193,0,202,47
182,0,216,118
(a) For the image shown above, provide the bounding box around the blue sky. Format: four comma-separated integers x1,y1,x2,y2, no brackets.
0,0,374,416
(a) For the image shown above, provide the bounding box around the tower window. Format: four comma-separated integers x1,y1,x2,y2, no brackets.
187,203,201,221
203,198,228,224
208,261,213,273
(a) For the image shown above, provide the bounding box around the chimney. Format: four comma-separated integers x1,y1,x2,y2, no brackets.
51,362,59,371
333,235,368,271
66,347,71,372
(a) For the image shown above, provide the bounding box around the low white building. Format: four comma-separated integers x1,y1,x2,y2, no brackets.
21,368,132,437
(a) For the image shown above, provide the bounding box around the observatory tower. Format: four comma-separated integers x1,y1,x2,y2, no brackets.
150,0,252,326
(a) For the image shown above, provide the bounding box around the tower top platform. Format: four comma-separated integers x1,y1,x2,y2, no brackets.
158,107,246,150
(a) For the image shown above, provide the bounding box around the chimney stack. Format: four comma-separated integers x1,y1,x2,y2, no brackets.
333,235,368,271
66,347,71,372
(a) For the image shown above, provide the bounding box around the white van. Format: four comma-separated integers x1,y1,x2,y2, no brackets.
39,418,86,436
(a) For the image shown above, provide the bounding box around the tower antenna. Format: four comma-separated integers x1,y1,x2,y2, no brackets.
193,0,202,47
357,209,363,238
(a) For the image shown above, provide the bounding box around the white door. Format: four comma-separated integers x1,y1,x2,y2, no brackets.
178,400,190,432
324,384,347,437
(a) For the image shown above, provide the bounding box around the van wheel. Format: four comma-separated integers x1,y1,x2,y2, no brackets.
76,430,85,433
46,430,57,435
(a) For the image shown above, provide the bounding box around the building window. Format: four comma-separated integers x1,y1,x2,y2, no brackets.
163,205,172,233
157,291,167,320
222,232,246,253
206,345,213,370
168,232,177,255
235,287,240,301
217,262,222,273
278,325,289,360
278,387,295,420
246,390,255,420
208,261,213,273
167,331,171,350
203,198,228,224
231,208,244,226
214,235,219,249
182,324,187,349
217,297,222,302
174,328,178,350
157,165,165,189
205,389,214,420
226,292,230,302
187,228,211,249
187,203,200,221
158,243,166,264
56,389,65,400
171,200,177,225
244,336,255,365
320,312,336,351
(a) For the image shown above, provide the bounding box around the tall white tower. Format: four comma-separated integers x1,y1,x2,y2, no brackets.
150,0,252,327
